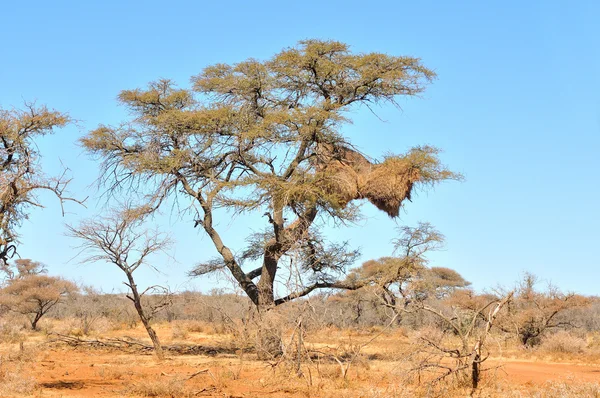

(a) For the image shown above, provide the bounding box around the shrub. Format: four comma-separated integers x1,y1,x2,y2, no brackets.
125,378,193,397
0,364,36,396
540,331,587,354
0,317,25,343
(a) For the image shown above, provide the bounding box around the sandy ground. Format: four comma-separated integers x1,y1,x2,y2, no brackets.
3,325,600,397
501,359,600,384
20,350,600,397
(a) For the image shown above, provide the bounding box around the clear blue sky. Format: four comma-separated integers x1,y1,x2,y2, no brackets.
1,1,598,295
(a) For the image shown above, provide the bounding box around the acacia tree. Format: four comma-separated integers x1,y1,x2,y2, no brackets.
428,267,471,299
0,103,78,265
0,259,77,330
0,258,48,281
66,210,172,359
347,224,441,301
344,223,470,323
81,40,460,312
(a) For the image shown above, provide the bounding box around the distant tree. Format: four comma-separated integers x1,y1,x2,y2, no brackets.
0,103,80,265
0,259,77,330
1,258,48,282
499,273,590,346
428,267,471,299
347,223,466,305
81,40,460,318
66,209,172,359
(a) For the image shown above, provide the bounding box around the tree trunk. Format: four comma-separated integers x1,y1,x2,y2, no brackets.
296,319,303,376
469,292,513,392
253,250,284,359
256,252,279,309
142,321,165,360
126,274,164,360
31,313,42,331
471,344,481,389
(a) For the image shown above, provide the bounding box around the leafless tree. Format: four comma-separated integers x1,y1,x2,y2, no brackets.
410,290,513,392
66,209,172,359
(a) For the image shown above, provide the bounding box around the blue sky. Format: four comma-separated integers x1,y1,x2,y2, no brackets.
1,1,598,295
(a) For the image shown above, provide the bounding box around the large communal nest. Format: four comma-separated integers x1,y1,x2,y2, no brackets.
313,143,455,218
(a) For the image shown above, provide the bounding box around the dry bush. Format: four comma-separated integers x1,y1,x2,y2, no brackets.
0,263,78,331
534,381,600,397
125,378,194,397
53,318,86,336
182,320,206,333
0,344,37,396
0,317,25,343
0,363,36,397
51,316,115,337
171,325,189,341
585,332,600,352
168,319,230,339
499,274,591,347
254,316,284,360
94,366,133,380
539,331,587,354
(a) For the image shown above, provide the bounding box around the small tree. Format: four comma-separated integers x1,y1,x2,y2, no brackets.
499,273,590,347
409,290,513,391
0,104,79,265
345,223,467,314
1,258,47,282
0,259,77,330
428,267,471,299
66,209,172,359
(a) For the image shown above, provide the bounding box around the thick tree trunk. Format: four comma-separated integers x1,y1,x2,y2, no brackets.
254,250,285,359
256,252,280,309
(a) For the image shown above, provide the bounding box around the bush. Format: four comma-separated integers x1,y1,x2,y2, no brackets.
0,318,25,343
0,364,36,396
541,381,600,397
125,378,193,397
540,331,587,354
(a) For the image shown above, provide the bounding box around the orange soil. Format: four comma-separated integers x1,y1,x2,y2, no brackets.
500,359,600,385
23,350,600,397
4,325,600,397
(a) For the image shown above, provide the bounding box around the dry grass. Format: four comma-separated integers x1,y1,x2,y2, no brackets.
125,378,195,397
1,322,600,397
539,331,587,355
0,364,36,397
0,317,25,344
0,343,37,396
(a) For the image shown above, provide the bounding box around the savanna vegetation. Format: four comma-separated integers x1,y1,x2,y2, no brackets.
1,40,598,397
